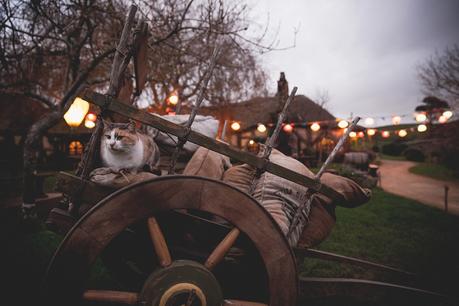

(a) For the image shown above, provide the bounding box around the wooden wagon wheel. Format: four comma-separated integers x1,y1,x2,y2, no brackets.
43,176,298,306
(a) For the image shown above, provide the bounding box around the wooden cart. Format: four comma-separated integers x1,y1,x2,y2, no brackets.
42,6,455,306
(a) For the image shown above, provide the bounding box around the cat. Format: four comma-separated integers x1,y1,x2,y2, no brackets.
100,120,160,173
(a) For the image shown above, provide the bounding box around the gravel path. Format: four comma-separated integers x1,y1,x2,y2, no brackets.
378,159,459,216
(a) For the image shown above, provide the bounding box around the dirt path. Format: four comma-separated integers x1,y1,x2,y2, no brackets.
379,160,459,216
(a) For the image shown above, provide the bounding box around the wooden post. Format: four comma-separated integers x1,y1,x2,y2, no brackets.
444,185,449,213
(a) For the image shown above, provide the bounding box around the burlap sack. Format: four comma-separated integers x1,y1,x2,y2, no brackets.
183,147,232,180
89,167,156,189
296,201,335,248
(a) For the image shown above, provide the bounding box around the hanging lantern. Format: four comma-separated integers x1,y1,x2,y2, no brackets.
283,123,293,133
257,123,267,133
392,116,401,125
367,128,376,136
349,131,357,138
381,130,390,138
364,117,374,126
443,110,453,119
415,113,427,122
398,129,407,137
64,97,90,127
417,124,427,132
338,120,348,129
231,122,241,131
310,122,321,132
438,115,448,123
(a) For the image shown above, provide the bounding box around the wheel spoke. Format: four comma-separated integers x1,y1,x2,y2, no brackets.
83,290,138,305
205,227,240,270
223,299,267,306
147,216,172,267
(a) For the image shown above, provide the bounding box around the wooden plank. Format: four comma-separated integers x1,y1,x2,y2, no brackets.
56,172,113,205
133,22,149,95
82,90,344,202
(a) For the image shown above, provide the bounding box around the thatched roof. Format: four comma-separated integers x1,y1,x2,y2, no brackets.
199,94,335,131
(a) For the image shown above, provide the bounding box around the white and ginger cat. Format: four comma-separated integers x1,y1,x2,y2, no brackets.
100,120,160,173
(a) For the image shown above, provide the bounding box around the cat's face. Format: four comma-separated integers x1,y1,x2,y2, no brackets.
102,121,138,153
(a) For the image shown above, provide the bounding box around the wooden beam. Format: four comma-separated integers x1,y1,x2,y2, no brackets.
83,290,138,305
82,90,345,203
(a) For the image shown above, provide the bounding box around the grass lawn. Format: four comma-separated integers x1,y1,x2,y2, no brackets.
409,162,458,182
2,188,459,305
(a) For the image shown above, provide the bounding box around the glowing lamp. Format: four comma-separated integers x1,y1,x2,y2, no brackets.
415,113,427,122
86,112,97,121
64,97,90,127
367,129,376,136
382,130,390,138
349,131,357,138
398,129,407,137
438,115,448,123
443,110,453,119
392,116,401,125
257,123,267,133
310,122,321,132
84,120,96,129
364,117,374,126
338,120,348,129
283,123,293,133
248,139,255,145
168,94,179,105
358,131,365,138
231,122,241,131
417,124,427,132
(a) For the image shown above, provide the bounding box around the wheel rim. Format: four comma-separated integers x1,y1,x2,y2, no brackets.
44,176,297,306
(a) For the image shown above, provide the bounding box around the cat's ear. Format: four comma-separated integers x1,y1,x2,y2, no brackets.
127,120,136,133
102,119,111,130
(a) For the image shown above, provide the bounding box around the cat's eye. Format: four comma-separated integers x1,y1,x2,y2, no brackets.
116,135,124,140
105,135,111,140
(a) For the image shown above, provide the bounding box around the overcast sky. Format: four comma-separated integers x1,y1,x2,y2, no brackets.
247,0,459,126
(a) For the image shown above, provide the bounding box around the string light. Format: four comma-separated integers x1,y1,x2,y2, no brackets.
257,123,267,133
349,131,357,138
338,120,349,129
438,115,448,123
443,110,453,119
364,117,374,126
231,122,241,131
86,113,97,122
310,122,321,132
398,129,407,137
283,123,293,133
417,124,427,132
381,131,390,138
84,120,96,129
415,113,427,122
367,129,376,136
168,92,179,105
248,139,255,145
392,116,401,125
358,131,365,138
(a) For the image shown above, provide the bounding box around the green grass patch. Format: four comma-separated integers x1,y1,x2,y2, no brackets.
300,188,459,296
409,162,458,182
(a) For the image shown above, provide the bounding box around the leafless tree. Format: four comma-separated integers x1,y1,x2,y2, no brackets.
418,44,459,107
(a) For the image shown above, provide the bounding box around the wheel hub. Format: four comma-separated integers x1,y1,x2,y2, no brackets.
140,260,222,306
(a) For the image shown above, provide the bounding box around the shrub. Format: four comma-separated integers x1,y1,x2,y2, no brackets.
403,148,425,162
381,142,407,156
